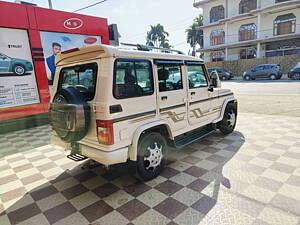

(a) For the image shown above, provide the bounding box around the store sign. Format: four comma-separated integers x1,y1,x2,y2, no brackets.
64,18,83,30
40,31,101,83
0,28,40,109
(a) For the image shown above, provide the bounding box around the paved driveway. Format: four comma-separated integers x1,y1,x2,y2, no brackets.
0,113,300,225
222,80,300,117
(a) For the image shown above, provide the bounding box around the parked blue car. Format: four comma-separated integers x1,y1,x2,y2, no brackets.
0,52,33,75
288,62,300,80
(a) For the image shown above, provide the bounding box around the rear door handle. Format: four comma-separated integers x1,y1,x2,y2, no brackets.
161,96,168,101
191,92,196,96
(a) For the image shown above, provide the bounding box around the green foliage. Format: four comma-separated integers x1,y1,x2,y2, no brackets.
186,14,204,51
146,24,172,49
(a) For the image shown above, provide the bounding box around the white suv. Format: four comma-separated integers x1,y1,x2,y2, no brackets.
50,44,237,180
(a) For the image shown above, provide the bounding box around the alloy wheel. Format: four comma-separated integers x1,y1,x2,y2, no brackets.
227,110,236,128
293,73,300,80
14,66,25,75
144,142,163,171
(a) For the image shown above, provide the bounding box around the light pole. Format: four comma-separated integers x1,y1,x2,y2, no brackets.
48,0,53,9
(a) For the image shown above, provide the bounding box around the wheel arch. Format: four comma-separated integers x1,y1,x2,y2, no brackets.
128,120,173,161
213,97,237,124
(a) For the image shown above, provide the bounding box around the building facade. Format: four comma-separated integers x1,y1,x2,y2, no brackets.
193,0,300,62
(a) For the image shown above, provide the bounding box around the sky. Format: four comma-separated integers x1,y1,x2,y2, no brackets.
3,0,202,54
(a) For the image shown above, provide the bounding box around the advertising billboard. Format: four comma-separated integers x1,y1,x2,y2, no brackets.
0,27,40,109
40,31,101,84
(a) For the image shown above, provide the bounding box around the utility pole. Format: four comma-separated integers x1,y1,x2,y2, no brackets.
48,0,53,9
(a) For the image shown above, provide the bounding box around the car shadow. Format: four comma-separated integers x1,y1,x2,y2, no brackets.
0,72,32,77
1,130,245,225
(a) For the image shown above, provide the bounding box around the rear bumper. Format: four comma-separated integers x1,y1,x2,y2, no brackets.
51,135,128,166
81,145,128,166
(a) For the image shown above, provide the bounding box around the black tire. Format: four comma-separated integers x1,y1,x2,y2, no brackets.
13,64,26,75
244,75,251,81
221,76,227,81
135,132,167,181
218,104,237,135
292,73,300,80
270,74,276,80
50,87,90,143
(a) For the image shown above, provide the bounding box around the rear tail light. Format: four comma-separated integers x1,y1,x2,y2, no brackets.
96,120,114,145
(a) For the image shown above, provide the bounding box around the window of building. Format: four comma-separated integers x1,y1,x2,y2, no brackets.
239,23,257,41
275,0,291,3
187,65,208,88
113,59,154,99
266,48,300,57
240,48,256,59
210,5,225,23
210,29,225,46
157,64,183,92
239,0,257,14
211,51,225,62
274,13,296,36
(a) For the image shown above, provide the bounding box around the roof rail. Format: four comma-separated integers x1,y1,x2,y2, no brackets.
120,43,185,55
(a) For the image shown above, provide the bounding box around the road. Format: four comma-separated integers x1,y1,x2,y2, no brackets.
222,79,300,96
222,79,300,117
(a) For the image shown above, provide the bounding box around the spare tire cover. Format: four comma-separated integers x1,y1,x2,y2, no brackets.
50,87,90,143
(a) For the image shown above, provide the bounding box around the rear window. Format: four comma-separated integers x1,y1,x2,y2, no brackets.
113,59,154,99
59,62,98,101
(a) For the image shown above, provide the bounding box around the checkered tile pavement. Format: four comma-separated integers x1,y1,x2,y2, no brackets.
0,113,300,225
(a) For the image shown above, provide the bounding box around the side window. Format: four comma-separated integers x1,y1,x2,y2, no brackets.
258,66,264,71
187,65,208,88
253,66,262,72
114,59,154,99
157,64,183,92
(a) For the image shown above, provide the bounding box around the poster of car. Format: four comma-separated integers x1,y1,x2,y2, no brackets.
0,27,40,109
40,31,101,84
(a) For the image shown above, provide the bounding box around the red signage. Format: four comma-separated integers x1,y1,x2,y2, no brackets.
84,37,98,44
0,1,110,122
64,18,83,30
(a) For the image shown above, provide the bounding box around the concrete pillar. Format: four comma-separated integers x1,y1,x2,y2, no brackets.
257,42,261,58
257,0,261,8
225,48,229,61
225,0,228,18
257,13,261,39
225,22,228,44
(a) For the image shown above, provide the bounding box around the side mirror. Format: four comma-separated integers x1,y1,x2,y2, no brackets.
209,71,221,89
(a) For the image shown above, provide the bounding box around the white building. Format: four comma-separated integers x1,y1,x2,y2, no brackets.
193,0,300,62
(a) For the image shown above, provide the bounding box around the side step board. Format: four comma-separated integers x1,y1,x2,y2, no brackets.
173,127,216,148
67,154,88,162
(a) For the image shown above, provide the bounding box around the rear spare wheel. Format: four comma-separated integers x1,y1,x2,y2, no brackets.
50,87,90,143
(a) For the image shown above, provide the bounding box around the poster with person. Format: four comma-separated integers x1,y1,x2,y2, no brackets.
0,27,40,109
40,32,101,85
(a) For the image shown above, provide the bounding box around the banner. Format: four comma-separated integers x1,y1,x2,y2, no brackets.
0,28,40,109
40,31,101,84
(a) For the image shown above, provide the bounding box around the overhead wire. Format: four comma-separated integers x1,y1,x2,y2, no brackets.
73,0,109,12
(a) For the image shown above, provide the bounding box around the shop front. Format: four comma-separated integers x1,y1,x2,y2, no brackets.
0,1,110,132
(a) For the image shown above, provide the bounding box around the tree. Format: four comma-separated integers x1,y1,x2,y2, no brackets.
146,24,172,49
186,14,204,56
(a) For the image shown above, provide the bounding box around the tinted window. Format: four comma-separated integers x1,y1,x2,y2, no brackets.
59,63,98,101
253,66,264,72
114,59,153,99
157,64,183,92
187,65,208,88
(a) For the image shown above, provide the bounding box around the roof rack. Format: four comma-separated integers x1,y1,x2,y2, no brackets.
120,43,184,55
